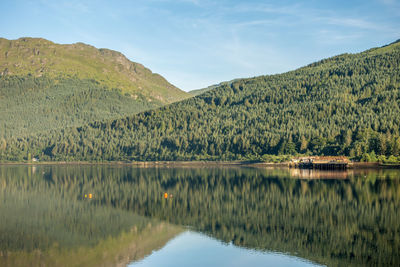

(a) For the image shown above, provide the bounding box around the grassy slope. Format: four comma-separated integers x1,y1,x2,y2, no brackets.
0,37,189,103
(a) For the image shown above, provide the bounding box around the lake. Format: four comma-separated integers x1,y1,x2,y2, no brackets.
0,165,399,266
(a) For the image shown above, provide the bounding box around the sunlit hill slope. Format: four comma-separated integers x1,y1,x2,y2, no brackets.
0,37,190,137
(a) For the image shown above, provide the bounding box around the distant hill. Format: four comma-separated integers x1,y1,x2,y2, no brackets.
0,37,190,137
188,87,210,96
189,79,239,96
2,40,400,161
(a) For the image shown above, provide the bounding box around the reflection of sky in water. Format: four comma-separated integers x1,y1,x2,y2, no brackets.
129,231,324,267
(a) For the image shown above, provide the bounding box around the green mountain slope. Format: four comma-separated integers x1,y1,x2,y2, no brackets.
0,37,189,103
2,41,400,161
0,37,190,137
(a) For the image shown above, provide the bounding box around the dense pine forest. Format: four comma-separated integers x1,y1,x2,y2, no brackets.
1,40,400,162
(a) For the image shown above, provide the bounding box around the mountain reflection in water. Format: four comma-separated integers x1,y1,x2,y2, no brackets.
129,231,323,267
0,165,399,266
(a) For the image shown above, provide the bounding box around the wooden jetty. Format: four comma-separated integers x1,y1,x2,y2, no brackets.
290,156,350,170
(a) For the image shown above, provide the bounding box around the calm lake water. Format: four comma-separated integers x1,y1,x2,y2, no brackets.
0,165,399,267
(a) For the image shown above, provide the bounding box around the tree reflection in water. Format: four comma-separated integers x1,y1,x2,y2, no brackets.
0,165,399,266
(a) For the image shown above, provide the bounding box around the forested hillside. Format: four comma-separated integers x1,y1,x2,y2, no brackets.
0,37,189,137
1,40,400,162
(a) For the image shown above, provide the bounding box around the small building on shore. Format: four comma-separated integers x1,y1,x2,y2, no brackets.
291,156,350,169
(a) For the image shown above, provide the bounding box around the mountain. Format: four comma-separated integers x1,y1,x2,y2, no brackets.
0,165,183,266
0,37,190,137
1,40,400,162
0,37,188,103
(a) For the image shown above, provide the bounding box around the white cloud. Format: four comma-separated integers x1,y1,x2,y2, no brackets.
225,2,302,16
323,17,386,31
380,0,399,6
315,30,363,43
233,18,287,28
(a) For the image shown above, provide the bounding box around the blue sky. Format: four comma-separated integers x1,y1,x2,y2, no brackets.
1,0,399,91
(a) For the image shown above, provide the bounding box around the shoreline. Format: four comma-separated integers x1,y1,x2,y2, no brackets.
0,160,399,169
0,160,284,167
